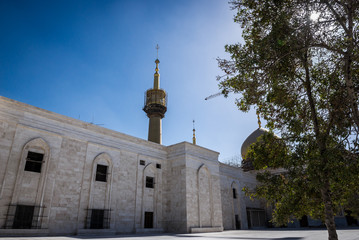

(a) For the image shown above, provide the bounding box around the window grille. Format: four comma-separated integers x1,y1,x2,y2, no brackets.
85,208,111,229
24,151,44,173
95,164,108,182
246,208,266,228
145,176,154,188
4,204,46,229
144,212,154,228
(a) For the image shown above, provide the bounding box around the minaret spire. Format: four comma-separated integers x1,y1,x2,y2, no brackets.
143,45,167,144
154,44,160,89
154,59,160,89
192,120,196,145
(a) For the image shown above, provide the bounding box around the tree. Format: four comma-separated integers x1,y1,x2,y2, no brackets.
221,154,242,167
217,1,359,240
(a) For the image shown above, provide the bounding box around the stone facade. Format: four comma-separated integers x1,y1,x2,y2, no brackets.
2,96,355,236
219,163,268,230
2,95,355,236
0,96,253,235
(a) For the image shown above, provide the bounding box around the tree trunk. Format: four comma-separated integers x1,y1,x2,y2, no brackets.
324,0,359,130
344,2,359,131
302,48,338,240
321,183,338,240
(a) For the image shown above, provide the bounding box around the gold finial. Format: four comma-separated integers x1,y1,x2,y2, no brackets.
155,59,160,74
256,109,261,129
192,120,196,145
155,44,160,74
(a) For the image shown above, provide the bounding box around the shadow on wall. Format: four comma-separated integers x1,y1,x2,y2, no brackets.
71,235,304,240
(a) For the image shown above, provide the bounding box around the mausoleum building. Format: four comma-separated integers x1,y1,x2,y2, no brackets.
0,58,352,236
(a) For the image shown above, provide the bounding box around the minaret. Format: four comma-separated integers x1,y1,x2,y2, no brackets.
143,45,167,144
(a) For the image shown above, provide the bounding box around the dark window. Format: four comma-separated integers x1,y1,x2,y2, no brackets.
140,160,145,165
156,163,161,169
144,212,153,228
90,209,105,229
24,151,44,173
4,205,44,229
95,164,108,182
246,208,266,228
12,205,35,229
233,188,237,199
146,176,154,188
235,214,240,229
300,215,309,227
345,210,358,226
85,209,110,229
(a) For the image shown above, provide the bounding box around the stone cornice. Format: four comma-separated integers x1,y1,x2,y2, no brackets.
0,96,167,159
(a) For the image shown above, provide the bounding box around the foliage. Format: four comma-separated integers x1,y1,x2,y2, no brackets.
218,1,359,239
245,132,359,224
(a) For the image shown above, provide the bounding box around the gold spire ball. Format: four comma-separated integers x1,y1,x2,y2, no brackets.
143,45,167,144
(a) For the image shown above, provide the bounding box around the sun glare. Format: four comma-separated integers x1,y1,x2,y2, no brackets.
310,12,320,21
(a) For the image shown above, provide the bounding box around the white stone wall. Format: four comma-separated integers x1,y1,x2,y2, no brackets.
219,163,266,230
0,96,257,235
0,97,167,235
163,142,223,233
165,143,187,233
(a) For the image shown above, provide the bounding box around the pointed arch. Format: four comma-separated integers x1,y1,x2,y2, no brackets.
12,137,51,203
197,164,213,228
143,162,156,174
21,137,51,175
93,152,113,168
23,137,50,154
198,163,208,173
88,152,113,209
231,181,241,229
143,162,157,189
141,162,158,228
85,152,114,229
7,137,51,229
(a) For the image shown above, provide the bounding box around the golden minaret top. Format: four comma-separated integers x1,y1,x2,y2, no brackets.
154,44,160,89
143,44,167,144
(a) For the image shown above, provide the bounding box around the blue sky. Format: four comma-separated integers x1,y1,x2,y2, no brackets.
0,0,261,162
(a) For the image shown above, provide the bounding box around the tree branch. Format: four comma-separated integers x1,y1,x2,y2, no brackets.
323,0,350,35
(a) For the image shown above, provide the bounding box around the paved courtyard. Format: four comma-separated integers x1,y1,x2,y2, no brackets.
0,229,359,240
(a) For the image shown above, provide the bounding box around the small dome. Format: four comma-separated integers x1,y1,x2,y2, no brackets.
241,127,269,159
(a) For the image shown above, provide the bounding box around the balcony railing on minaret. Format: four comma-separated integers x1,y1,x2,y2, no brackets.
143,89,167,118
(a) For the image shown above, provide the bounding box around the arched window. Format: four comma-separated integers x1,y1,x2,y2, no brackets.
197,164,213,227
85,153,113,229
22,138,50,174
4,138,50,229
